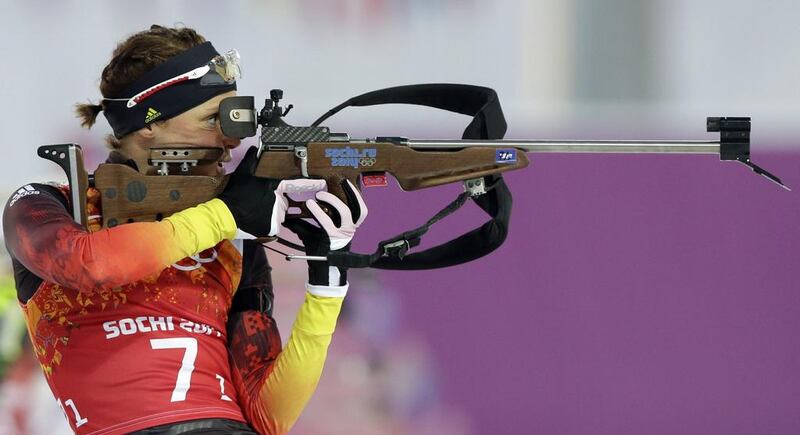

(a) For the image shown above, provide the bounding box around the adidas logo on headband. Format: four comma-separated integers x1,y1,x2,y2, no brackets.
145,107,162,123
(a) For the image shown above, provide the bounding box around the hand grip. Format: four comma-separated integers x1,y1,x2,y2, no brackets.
283,174,360,227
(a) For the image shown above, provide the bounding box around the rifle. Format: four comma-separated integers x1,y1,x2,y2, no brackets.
39,84,788,269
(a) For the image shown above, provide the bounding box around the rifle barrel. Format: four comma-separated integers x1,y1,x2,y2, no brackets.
407,139,720,155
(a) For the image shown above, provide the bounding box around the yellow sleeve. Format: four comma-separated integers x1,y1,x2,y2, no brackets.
249,292,344,434
3,189,238,291
163,198,238,258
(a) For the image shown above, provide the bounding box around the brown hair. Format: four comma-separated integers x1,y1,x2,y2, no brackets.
75,24,206,148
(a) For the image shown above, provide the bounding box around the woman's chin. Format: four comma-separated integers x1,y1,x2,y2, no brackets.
188,163,225,176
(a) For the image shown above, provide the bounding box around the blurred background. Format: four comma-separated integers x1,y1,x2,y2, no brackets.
1,0,798,434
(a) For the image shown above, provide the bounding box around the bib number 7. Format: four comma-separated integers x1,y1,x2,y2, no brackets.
150,337,234,403
150,337,197,402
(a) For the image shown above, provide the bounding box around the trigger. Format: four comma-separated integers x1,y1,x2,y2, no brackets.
286,196,305,217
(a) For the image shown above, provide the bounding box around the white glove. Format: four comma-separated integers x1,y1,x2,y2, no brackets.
233,178,327,240
304,180,368,250
269,179,328,236
283,180,368,295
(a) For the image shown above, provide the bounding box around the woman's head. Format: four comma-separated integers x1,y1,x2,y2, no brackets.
76,25,206,142
76,25,241,175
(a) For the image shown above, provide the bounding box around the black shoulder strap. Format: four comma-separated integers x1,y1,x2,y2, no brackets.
313,83,507,140
312,83,514,270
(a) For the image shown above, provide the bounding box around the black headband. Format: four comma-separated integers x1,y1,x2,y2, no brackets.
102,42,237,138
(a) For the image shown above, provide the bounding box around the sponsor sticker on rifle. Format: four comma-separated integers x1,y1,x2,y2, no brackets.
325,147,378,169
362,173,388,187
495,149,517,164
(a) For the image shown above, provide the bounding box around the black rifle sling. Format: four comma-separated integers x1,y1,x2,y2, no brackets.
315,83,514,270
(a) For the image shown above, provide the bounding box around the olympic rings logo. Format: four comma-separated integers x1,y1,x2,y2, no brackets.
359,157,376,167
171,248,219,271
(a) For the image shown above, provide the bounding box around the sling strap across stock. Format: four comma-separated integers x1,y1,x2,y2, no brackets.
283,84,515,270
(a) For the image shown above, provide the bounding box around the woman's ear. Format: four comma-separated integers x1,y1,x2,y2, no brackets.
135,124,155,139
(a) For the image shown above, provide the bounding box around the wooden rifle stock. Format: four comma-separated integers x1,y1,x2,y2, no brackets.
253,141,529,202
39,142,528,229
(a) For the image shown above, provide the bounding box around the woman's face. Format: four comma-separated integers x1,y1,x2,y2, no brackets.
144,90,241,176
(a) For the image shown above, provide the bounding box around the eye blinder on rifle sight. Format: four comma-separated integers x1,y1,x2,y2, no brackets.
220,90,300,140
219,96,257,139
